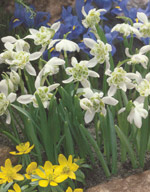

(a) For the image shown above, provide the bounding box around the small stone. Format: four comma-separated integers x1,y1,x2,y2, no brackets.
0,145,18,166
86,170,150,192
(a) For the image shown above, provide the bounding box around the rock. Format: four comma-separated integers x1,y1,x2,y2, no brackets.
0,145,18,166
86,170,150,192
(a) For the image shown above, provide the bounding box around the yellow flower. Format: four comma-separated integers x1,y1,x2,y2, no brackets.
55,154,79,181
0,159,24,184
66,186,83,192
10,141,34,155
8,183,21,192
35,161,64,187
25,162,37,180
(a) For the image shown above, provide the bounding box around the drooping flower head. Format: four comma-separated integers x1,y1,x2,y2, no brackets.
63,57,99,88
134,12,150,38
82,7,106,29
80,88,118,123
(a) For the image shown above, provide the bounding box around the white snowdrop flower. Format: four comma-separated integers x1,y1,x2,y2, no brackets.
63,57,100,88
127,101,148,128
10,70,20,85
0,79,14,96
134,12,150,38
0,48,41,76
17,83,59,108
1,36,30,52
125,45,150,69
82,7,106,28
83,38,112,72
0,92,16,124
107,67,137,96
55,39,80,52
136,72,150,97
111,23,141,38
80,88,118,123
35,57,65,89
24,22,60,48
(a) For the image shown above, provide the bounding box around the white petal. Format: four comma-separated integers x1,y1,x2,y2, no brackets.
29,28,38,35
137,12,148,23
1,36,16,43
87,57,98,68
0,80,8,96
84,110,95,124
25,63,36,76
134,110,142,128
118,107,126,114
139,45,150,55
83,88,93,98
48,83,60,92
83,38,96,49
81,79,90,88
125,48,132,58
24,35,34,39
62,77,74,84
108,85,117,96
4,42,14,51
17,95,33,104
102,96,118,106
47,57,65,66
71,57,78,67
51,21,61,32
88,70,100,78
35,69,44,89
7,93,16,103
6,111,11,124
29,52,42,61
48,39,60,49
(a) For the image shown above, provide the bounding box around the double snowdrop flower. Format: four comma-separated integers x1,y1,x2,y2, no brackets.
135,72,150,97
125,45,150,69
80,88,118,123
119,100,148,128
0,91,16,124
63,57,100,88
0,39,41,76
1,36,30,52
83,38,112,73
111,23,141,38
17,84,59,108
107,67,137,96
35,57,65,89
0,71,20,95
134,12,150,38
25,21,60,50
82,7,106,29
48,39,80,53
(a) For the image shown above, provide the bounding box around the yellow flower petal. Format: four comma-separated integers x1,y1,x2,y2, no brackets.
14,165,22,172
68,171,76,180
50,181,58,186
58,154,68,165
14,173,24,181
55,174,68,183
39,180,49,187
68,155,73,164
13,183,21,192
5,159,12,168
36,169,46,179
66,187,72,192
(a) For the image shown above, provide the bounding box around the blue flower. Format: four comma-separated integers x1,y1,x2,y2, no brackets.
94,0,113,11
111,0,150,22
10,3,51,29
57,6,84,40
